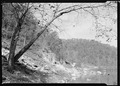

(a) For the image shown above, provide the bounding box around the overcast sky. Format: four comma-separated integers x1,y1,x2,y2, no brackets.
33,3,117,48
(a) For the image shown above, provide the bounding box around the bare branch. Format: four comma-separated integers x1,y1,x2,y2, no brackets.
82,8,97,18
53,3,61,17
36,3,113,36
56,2,112,16
19,3,32,25
50,23,63,33
57,4,80,13
11,3,19,20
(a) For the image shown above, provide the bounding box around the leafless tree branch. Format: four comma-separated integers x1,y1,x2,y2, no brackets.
11,3,19,20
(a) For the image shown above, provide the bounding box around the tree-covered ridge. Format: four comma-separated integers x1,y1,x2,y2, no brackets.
50,38,117,67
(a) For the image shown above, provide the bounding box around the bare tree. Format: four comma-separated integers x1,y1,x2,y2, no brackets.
3,3,33,72
2,2,117,72
14,2,115,62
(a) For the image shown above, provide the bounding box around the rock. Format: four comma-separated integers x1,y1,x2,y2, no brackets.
2,48,9,56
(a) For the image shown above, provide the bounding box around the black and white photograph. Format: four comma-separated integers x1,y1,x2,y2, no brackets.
2,2,117,85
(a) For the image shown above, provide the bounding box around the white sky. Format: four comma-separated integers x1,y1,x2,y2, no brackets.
33,3,117,48
57,11,95,40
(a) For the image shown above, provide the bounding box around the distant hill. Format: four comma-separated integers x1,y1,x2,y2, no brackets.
53,38,117,68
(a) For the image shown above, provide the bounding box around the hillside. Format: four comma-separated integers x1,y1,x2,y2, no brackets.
2,39,117,85
60,39,117,67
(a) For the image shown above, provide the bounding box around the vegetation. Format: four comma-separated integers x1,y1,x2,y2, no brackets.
56,39,117,67
2,37,117,83
2,2,117,84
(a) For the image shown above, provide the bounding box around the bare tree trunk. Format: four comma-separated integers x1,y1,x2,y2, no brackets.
7,3,31,71
14,15,58,62
13,10,72,62
8,26,21,72
14,28,46,62
23,32,27,46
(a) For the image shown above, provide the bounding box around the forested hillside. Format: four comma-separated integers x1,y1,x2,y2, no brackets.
2,35,117,84
49,38,117,84
54,39,117,67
